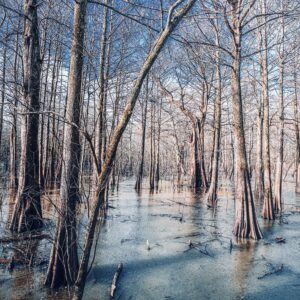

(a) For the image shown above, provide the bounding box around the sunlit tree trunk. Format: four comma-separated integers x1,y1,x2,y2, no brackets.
135,79,148,191
149,101,155,191
170,116,184,188
260,2,275,219
45,0,87,288
228,0,262,239
294,71,300,193
190,124,202,190
8,22,21,194
206,31,222,206
94,1,109,184
274,7,285,213
0,37,7,152
254,99,263,201
155,98,162,190
39,39,51,191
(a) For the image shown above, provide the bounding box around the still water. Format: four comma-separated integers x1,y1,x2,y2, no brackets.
1,179,300,299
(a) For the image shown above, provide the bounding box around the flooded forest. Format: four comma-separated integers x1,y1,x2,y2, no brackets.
0,0,300,299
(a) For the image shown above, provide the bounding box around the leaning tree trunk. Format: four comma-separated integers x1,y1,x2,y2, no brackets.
229,1,262,240
10,0,42,233
206,44,221,207
73,2,197,298
45,0,87,288
260,7,275,219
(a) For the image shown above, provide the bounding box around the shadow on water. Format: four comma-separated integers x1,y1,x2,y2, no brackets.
1,179,300,299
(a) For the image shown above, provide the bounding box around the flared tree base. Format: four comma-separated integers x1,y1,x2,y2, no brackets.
10,193,43,233
45,218,79,288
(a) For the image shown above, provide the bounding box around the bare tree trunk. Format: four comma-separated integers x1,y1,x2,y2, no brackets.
206,42,221,206
190,124,202,190
44,45,61,189
10,0,42,233
109,74,122,190
73,2,196,298
0,38,7,152
199,83,209,190
155,98,162,191
171,117,184,188
225,97,235,181
49,53,62,188
149,101,155,191
135,81,148,191
8,22,20,194
294,71,300,193
45,0,87,288
254,99,263,201
94,1,109,182
157,78,207,191
274,9,285,213
198,119,208,190
39,42,51,191
248,125,254,178
208,109,216,183
260,3,275,219
228,1,262,240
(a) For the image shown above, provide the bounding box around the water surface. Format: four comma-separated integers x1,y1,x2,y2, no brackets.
1,180,300,299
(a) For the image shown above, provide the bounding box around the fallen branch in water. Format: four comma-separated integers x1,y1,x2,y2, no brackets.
274,236,286,243
184,242,212,257
199,244,212,257
0,233,50,243
110,263,123,299
258,264,284,279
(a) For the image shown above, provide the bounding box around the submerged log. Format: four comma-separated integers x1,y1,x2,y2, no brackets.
110,263,123,299
275,236,286,243
258,264,284,279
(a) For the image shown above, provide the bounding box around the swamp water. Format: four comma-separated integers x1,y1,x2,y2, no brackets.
1,179,300,299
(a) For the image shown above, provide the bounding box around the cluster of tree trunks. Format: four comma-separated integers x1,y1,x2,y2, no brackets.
2,0,298,298
73,2,197,298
